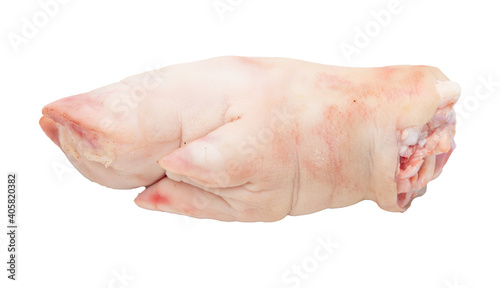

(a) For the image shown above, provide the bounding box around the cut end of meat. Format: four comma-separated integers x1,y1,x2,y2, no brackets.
395,80,460,209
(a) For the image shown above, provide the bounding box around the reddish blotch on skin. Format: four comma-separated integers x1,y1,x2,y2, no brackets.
314,72,350,90
301,105,346,181
149,193,170,207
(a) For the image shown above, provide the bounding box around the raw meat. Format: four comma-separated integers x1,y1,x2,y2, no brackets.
40,56,460,221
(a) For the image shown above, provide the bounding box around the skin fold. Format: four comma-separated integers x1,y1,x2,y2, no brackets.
39,56,460,222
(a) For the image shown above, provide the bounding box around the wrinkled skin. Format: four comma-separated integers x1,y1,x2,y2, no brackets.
40,56,460,222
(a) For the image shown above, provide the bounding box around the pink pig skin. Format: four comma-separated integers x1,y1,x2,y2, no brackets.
40,57,459,221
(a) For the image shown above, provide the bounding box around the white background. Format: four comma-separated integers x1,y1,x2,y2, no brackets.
1,1,499,287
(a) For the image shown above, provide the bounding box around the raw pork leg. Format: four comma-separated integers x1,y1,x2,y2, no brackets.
40,57,460,221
